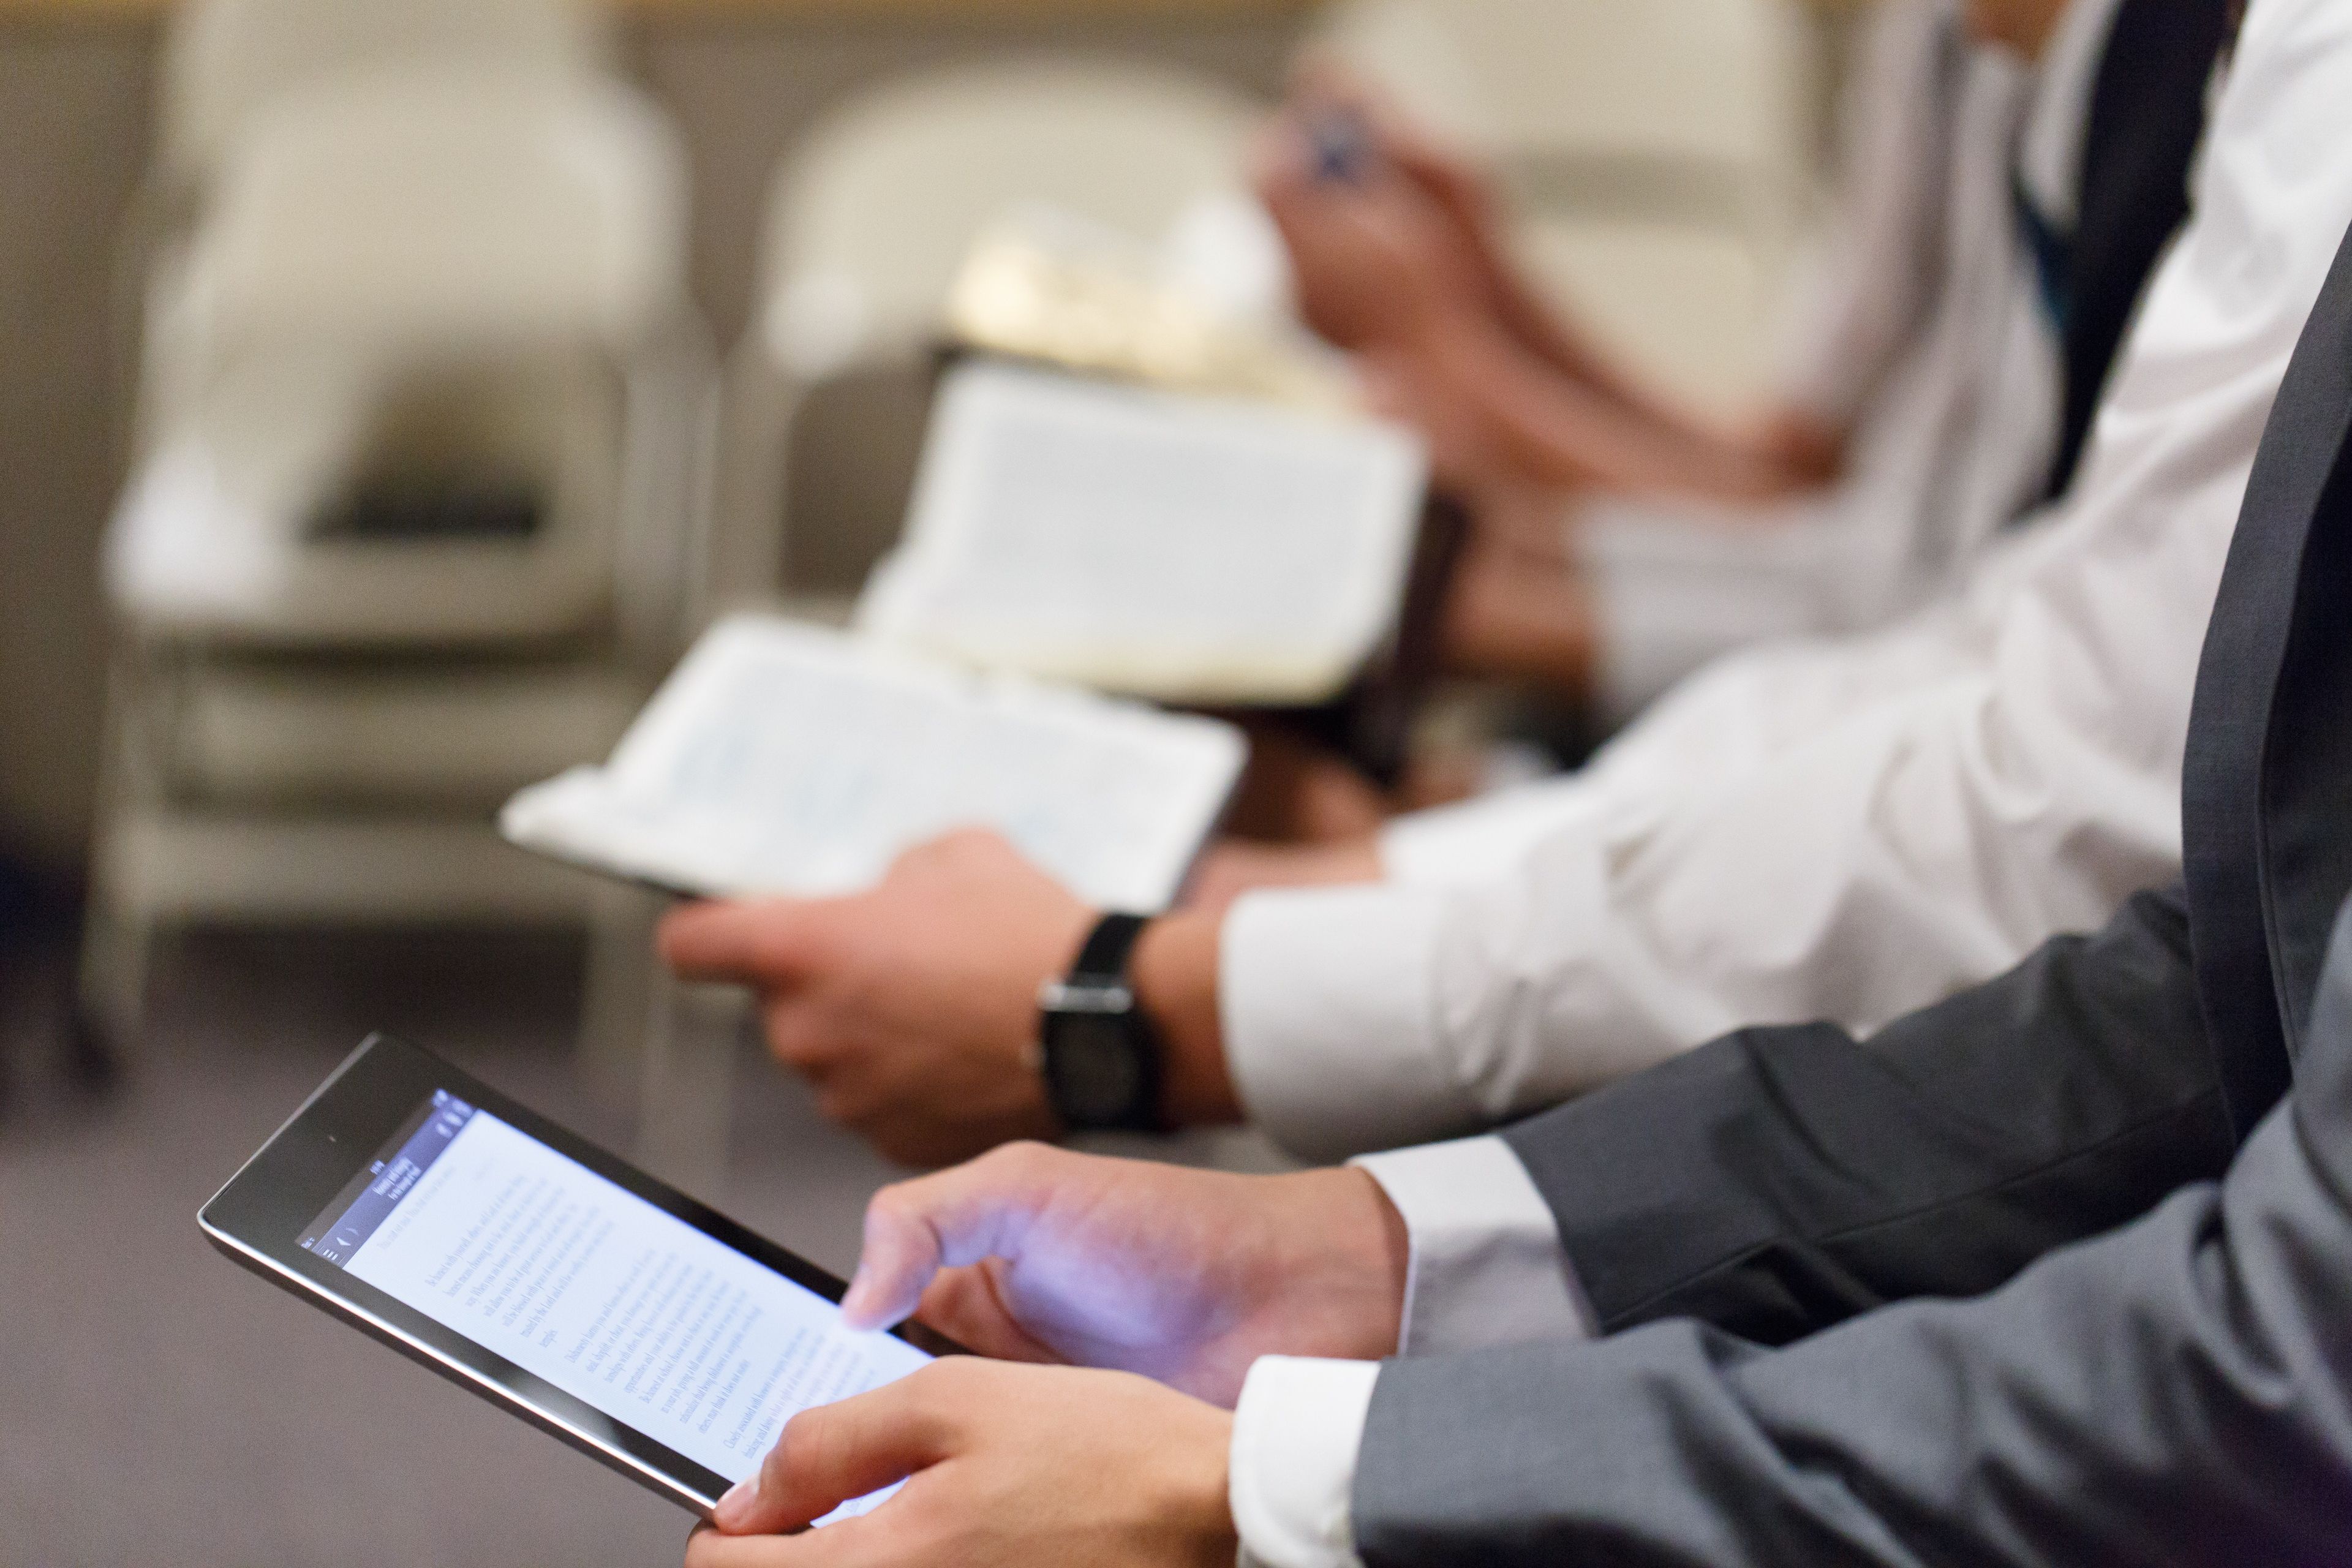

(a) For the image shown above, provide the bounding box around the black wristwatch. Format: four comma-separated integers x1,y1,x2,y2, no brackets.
1036,913,1165,1132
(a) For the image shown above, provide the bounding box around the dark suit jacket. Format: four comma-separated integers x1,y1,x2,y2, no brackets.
1357,898,2352,1566
1488,200,2352,1350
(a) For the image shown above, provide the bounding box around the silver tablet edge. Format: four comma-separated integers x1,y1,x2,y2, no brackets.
197,1033,381,1221
197,1210,719,1520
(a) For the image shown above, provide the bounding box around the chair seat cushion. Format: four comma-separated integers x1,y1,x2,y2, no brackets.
108,438,616,644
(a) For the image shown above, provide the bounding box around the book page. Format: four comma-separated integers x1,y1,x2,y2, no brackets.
858,361,1427,704
500,617,1245,911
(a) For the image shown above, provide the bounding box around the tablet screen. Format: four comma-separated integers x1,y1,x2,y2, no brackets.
295,1088,929,1520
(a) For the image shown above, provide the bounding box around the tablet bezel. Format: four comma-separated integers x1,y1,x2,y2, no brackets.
198,1031,960,1516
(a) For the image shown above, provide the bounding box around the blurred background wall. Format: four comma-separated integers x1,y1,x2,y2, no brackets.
0,0,1865,881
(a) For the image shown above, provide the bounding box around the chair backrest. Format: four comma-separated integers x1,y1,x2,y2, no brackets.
116,68,698,644
157,0,614,188
755,58,1264,379
156,65,688,400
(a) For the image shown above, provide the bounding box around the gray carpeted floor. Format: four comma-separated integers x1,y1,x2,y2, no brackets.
0,919,1289,1568
0,924,930,1568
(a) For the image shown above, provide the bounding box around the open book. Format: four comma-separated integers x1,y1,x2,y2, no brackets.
499,617,1246,911
857,360,1428,706
941,205,1359,413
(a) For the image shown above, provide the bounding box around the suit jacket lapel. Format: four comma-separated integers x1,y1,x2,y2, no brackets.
2185,217,2352,1130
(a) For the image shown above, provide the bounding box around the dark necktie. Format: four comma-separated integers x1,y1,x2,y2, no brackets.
2045,0,2238,501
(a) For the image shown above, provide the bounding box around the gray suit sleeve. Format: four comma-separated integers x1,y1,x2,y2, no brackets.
1501,884,2240,1344
1352,901,2352,1568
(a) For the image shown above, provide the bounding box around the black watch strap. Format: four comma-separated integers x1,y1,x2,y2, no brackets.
1038,913,1164,1133
1070,912,1151,985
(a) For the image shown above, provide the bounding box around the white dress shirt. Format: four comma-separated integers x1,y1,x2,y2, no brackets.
1577,0,2115,723
1227,5,2352,1559
1219,0,2352,1165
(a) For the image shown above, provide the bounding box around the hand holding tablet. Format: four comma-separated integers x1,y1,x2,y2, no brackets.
685,1358,1240,1567
202,1035,1408,1565
830,1140,1409,1406
679,1143,1414,1565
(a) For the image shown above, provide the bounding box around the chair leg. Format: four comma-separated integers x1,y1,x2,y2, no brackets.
71,895,151,1088
72,641,164,1088
576,876,668,1110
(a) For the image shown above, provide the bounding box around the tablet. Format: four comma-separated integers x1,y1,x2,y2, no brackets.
200,1033,958,1518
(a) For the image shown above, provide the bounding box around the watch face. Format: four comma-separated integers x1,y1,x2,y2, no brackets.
1047,1014,1147,1128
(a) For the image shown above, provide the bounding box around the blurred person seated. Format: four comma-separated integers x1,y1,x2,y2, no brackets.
650,0,2309,1172
1227,0,2223,846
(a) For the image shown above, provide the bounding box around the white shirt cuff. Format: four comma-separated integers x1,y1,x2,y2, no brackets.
1231,1355,1381,1568
1354,1135,1594,1354
1221,884,1480,1161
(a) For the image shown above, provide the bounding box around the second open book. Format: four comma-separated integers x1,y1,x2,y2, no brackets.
863,360,1427,704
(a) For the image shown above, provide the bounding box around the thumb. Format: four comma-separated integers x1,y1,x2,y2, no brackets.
713,1376,945,1536
658,899,815,985
839,1145,1062,1331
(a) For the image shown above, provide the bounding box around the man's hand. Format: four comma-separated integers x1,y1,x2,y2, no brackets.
1357,336,1529,492
839,1140,1407,1406
687,1360,1235,1568
1290,57,1504,228
1269,58,1517,324
658,829,1092,1167
1252,100,1489,357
